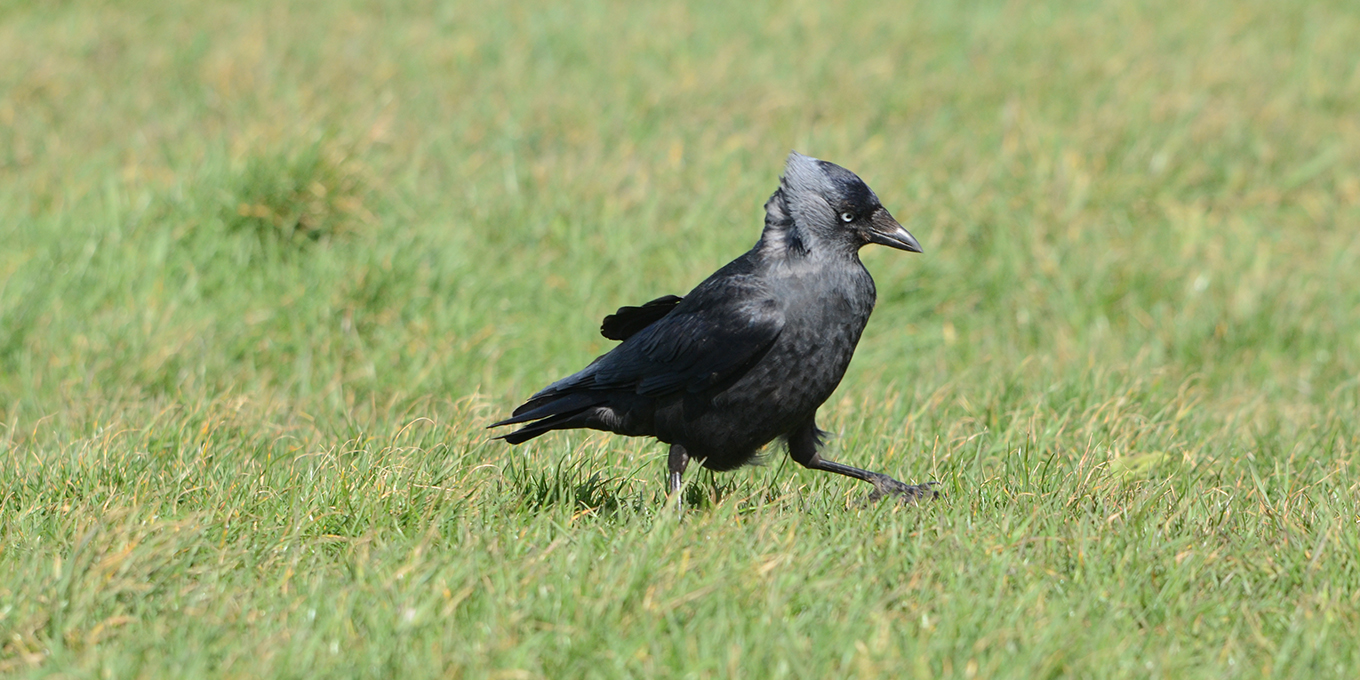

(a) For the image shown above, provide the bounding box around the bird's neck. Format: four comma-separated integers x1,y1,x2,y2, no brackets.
756,189,859,265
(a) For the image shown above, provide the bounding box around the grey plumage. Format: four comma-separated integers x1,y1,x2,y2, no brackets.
490,152,937,502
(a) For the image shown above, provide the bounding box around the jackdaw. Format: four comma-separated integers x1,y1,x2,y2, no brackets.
490,152,937,503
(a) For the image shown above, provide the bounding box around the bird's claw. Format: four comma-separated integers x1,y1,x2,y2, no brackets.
866,475,939,503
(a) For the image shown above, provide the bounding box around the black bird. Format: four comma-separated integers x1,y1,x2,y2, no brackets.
490,152,937,502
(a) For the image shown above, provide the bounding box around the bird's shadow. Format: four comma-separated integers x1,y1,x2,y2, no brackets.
679,472,748,509
503,454,768,516
505,455,648,516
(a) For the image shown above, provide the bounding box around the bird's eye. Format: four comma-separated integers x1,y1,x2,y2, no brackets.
839,211,855,223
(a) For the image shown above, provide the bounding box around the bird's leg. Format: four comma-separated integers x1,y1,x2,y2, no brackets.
787,418,938,503
667,443,690,509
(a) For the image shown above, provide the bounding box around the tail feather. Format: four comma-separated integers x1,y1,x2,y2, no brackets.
495,409,594,444
489,392,602,428
489,390,605,444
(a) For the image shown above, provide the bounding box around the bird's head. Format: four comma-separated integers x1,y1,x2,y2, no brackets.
764,151,921,255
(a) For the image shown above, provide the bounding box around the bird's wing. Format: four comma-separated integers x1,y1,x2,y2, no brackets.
600,294,683,341
517,276,783,409
491,285,779,433
591,279,783,397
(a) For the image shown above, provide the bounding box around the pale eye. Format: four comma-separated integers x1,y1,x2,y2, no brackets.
839,211,855,223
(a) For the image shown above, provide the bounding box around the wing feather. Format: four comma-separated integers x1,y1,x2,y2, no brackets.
600,295,683,340
530,276,781,402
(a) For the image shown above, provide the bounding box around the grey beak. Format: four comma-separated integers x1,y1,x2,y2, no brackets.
866,210,922,253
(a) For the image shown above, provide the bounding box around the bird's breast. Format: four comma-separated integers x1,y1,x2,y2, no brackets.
714,264,874,416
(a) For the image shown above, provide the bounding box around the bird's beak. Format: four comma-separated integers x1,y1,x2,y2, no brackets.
866,209,922,253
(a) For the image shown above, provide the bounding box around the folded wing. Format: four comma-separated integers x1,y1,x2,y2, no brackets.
491,277,783,437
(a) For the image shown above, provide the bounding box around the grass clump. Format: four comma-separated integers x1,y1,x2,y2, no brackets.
219,139,371,249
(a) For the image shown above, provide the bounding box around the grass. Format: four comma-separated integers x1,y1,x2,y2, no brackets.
2,0,1359,677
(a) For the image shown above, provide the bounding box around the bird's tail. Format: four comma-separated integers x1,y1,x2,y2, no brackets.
488,391,603,444
494,411,587,444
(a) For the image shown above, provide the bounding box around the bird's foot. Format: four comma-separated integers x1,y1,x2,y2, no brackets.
866,474,939,503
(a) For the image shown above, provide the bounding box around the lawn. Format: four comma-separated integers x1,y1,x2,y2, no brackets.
2,0,1359,677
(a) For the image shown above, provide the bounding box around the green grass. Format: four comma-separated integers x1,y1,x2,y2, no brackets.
3,0,1359,677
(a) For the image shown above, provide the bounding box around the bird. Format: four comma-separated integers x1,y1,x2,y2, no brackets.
490,151,937,503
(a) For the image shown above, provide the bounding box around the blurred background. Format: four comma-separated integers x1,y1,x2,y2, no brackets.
2,0,1357,426
4,1,1360,676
